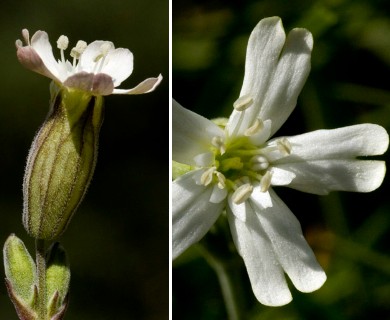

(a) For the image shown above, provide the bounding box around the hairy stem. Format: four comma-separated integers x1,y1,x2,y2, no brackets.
36,239,47,320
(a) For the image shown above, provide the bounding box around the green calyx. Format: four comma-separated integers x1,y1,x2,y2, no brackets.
23,85,105,240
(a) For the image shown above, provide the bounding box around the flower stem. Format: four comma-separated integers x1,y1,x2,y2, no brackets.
36,239,47,320
198,215,246,320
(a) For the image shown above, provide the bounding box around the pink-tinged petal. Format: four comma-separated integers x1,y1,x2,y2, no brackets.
172,170,224,260
63,72,114,95
172,99,224,166
250,189,326,293
29,30,63,81
79,40,115,73
92,73,114,95
227,203,293,306
112,74,163,94
63,72,94,92
274,160,386,195
16,33,60,82
101,48,133,86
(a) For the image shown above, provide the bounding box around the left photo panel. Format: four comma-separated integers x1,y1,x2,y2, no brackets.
0,0,169,319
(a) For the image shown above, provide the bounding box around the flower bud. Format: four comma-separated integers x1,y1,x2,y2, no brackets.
3,234,38,320
46,242,70,319
23,83,104,239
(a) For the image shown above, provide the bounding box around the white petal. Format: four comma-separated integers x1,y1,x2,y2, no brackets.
227,195,247,222
274,160,386,195
113,74,163,94
172,170,224,260
276,124,389,162
172,99,224,166
28,31,62,81
227,204,292,306
79,40,115,72
250,189,327,293
227,17,313,137
250,185,273,208
209,185,228,204
248,119,272,146
270,167,296,186
101,48,133,86
226,17,285,137
260,28,312,136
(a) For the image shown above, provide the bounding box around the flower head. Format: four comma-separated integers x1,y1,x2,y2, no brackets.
16,29,162,96
172,16,389,306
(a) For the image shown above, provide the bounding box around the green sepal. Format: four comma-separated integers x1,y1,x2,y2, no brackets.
172,160,193,180
23,85,105,239
3,234,38,319
3,234,37,303
45,242,70,318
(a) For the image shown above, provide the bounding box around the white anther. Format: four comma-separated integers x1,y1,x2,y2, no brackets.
245,118,264,136
233,95,253,111
232,183,253,204
277,138,292,155
211,136,226,154
57,35,69,50
200,167,216,186
251,155,269,171
260,171,273,193
70,40,87,58
215,172,226,189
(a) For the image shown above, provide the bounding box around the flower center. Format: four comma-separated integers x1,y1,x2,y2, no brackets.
195,96,292,204
56,35,88,72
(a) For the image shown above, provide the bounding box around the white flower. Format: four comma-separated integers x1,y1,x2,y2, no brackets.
172,16,389,306
16,29,162,96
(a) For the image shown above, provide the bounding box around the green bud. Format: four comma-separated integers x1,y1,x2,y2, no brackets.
3,234,38,320
45,243,70,319
23,84,104,239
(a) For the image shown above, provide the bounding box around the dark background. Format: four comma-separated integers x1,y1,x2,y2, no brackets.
0,1,168,319
173,0,390,319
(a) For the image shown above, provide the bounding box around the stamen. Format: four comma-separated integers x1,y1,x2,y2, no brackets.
277,138,292,155
200,167,216,186
233,95,253,111
70,40,88,67
245,118,264,136
232,183,253,204
57,35,69,64
57,35,69,50
215,172,226,189
251,155,269,171
211,136,226,155
93,42,113,73
260,171,273,193
22,29,30,45
70,40,87,58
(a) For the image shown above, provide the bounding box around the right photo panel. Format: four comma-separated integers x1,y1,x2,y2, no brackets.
172,1,390,319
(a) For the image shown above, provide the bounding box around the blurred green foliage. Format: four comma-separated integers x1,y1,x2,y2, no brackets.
0,0,168,319
173,0,390,319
